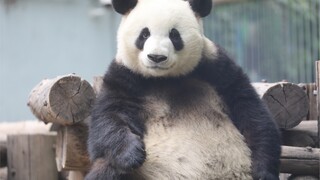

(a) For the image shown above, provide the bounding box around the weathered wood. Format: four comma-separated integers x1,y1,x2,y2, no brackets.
282,121,318,147
28,74,95,125
7,134,58,180
56,122,90,171
280,146,320,175
252,82,309,129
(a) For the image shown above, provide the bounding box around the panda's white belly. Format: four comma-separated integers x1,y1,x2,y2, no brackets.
134,80,252,180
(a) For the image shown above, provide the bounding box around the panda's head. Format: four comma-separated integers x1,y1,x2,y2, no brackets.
113,0,214,77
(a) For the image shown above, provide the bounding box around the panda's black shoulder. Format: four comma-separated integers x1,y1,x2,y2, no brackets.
193,45,250,91
100,60,148,97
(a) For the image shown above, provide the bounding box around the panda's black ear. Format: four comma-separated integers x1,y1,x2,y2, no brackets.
112,0,137,14
187,0,212,17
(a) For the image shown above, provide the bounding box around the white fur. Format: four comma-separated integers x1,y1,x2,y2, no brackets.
116,0,216,77
133,80,252,179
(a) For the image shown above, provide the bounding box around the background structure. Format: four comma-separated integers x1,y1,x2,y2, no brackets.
0,0,319,122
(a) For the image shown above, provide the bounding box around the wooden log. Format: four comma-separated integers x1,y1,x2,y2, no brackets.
7,134,58,180
28,74,95,125
252,82,309,129
56,122,90,171
280,146,320,175
282,120,318,147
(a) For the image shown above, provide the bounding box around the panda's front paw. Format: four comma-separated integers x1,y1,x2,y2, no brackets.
252,171,279,180
114,132,146,171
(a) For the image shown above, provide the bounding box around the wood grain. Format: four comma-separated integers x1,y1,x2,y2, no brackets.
252,82,309,129
28,74,95,125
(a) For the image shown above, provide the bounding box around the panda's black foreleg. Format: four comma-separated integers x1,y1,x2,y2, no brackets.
195,52,281,180
86,111,146,180
221,85,281,180
86,63,147,179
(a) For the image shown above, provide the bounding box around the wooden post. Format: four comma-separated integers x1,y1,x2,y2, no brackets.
28,74,95,125
252,82,309,129
7,134,58,180
56,122,90,171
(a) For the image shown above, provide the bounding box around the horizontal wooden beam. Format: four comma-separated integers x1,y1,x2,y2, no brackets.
280,146,320,175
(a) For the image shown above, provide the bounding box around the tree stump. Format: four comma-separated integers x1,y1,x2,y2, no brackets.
252,82,309,129
28,74,95,125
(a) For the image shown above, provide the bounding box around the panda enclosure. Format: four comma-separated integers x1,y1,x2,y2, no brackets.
0,0,320,179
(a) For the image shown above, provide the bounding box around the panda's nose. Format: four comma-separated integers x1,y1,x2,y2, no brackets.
147,54,168,63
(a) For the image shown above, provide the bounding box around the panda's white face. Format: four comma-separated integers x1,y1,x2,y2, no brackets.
116,0,206,77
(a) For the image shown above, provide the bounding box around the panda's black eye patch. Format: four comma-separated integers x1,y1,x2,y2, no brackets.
135,27,150,50
169,28,184,51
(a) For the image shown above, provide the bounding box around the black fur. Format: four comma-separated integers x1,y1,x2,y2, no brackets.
86,63,147,180
86,47,281,180
112,0,137,14
135,28,150,50
187,0,212,17
194,47,281,180
169,28,184,51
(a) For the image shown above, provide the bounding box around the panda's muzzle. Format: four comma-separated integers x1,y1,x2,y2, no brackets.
147,54,168,64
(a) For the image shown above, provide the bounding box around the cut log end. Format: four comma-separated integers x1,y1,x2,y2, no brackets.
28,74,95,125
252,82,309,129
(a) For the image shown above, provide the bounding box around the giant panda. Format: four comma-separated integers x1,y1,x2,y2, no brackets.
86,0,281,179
